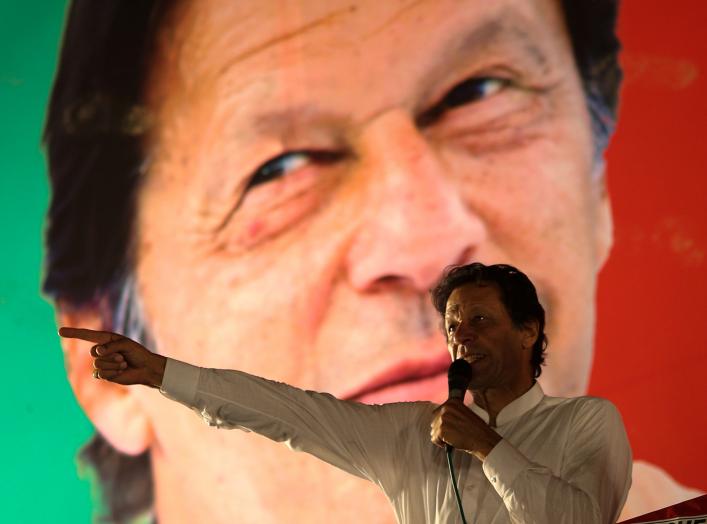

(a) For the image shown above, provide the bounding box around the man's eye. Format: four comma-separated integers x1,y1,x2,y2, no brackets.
417,76,510,126
247,150,343,189
443,77,508,109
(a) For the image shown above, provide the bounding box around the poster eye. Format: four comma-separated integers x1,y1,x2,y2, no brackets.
248,151,311,189
443,77,509,109
247,150,345,190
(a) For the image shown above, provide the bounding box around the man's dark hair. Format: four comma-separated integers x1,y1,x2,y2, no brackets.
430,263,548,379
42,1,621,521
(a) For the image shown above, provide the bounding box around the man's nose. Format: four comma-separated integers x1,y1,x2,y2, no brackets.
346,110,487,292
453,324,477,349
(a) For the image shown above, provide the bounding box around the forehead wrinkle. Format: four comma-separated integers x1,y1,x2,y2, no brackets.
216,5,354,78
363,0,434,39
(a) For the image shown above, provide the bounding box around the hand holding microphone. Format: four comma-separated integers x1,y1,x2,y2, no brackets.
430,358,501,461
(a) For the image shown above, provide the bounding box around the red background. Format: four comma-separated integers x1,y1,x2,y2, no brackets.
591,0,707,492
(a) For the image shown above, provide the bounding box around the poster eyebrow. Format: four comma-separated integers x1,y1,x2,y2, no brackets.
253,104,353,137
410,13,551,127
443,15,549,70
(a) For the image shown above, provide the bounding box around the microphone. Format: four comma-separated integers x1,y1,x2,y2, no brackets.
446,358,472,452
445,358,472,524
447,358,472,402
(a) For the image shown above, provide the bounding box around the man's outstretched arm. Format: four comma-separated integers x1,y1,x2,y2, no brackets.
59,327,417,489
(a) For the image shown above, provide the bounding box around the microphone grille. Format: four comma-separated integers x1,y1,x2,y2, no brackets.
447,358,472,393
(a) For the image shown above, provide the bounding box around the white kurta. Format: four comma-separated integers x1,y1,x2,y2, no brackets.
161,358,631,523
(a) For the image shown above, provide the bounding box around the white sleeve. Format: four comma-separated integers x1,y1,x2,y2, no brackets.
159,357,420,490
481,399,632,524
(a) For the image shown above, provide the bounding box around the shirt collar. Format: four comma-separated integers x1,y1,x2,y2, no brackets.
468,381,545,427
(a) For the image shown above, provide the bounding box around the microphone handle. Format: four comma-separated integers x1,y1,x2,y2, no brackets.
448,388,466,401
445,388,466,452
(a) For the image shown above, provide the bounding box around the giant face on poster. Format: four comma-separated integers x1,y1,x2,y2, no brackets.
44,0,705,522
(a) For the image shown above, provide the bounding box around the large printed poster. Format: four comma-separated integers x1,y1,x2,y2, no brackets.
2,0,705,522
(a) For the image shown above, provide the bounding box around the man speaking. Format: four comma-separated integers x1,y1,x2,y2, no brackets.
61,263,631,523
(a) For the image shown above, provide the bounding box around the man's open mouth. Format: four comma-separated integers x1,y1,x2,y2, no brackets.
460,353,486,363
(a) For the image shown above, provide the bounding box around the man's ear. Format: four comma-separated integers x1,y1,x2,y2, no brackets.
58,303,153,455
521,319,540,351
594,162,614,269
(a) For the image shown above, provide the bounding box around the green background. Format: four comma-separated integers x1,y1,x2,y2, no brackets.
0,1,95,521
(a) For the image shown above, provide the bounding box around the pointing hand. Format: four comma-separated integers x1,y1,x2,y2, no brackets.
59,327,166,388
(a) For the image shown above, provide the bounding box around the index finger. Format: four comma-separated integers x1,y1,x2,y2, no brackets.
59,327,122,344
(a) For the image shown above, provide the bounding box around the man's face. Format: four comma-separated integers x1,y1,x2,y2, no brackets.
122,0,611,521
445,283,535,392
